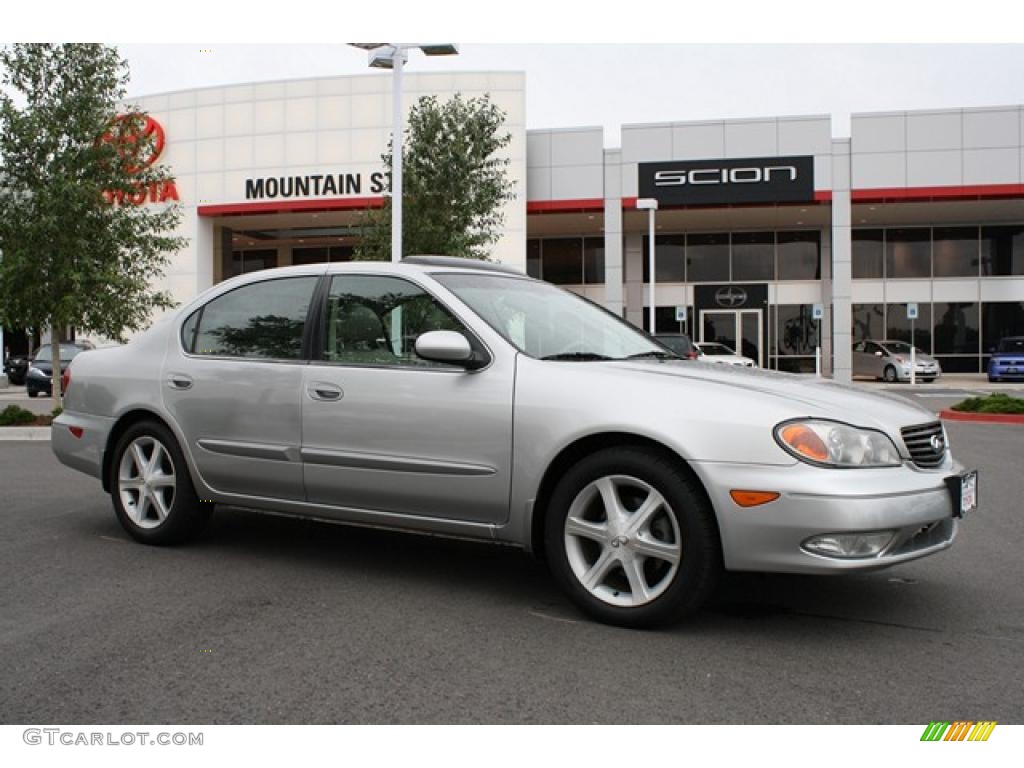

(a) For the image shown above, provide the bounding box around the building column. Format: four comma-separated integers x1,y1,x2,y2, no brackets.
196,215,215,293
603,150,624,314
820,227,833,376
831,138,853,383
624,234,644,327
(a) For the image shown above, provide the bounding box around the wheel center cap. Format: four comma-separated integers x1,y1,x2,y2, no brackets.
610,535,629,549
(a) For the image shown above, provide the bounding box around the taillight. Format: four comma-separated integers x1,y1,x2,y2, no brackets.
688,351,698,360
61,367,71,395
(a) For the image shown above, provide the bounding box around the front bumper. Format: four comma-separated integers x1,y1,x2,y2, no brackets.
52,411,116,481
989,360,1024,379
692,458,962,574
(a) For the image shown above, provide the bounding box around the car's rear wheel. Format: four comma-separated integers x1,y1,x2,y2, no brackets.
883,365,898,383
110,421,209,544
27,389,38,398
544,446,721,628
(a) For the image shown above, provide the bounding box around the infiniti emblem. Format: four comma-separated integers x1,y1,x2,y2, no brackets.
715,286,748,308
930,434,945,453
610,535,629,549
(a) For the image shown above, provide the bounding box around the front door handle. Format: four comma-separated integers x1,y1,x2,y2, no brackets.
307,382,343,401
167,373,193,390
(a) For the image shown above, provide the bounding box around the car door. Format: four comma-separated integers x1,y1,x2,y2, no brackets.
164,274,320,501
852,341,868,377
301,272,515,525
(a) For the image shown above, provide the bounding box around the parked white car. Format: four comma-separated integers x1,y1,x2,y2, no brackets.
695,342,757,367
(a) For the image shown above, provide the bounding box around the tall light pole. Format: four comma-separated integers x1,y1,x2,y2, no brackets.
350,43,459,262
636,198,659,334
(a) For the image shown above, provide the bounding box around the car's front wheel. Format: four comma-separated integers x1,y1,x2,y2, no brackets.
544,446,721,628
883,365,898,383
110,420,210,544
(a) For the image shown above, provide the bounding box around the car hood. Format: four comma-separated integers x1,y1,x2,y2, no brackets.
703,354,752,364
610,359,936,430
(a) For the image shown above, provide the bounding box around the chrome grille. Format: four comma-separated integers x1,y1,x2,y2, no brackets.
901,422,946,469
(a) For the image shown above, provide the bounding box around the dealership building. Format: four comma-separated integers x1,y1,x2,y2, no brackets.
112,71,1024,381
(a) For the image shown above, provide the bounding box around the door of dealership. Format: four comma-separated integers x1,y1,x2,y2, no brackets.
699,309,763,366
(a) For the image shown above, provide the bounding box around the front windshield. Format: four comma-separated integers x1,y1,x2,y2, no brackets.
34,344,83,362
434,273,672,360
884,341,923,355
997,338,1024,354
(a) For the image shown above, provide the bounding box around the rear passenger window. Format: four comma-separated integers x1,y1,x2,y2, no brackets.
191,277,318,360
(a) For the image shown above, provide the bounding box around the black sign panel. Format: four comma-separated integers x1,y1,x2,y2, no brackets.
694,283,768,312
638,155,815,206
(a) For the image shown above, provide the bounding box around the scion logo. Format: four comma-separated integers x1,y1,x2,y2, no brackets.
715,286,748,308
639,155,814,206
100,114,166,173
920,721,996,742
654,165,798,187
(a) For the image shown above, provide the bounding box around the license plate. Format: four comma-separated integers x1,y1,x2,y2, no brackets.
946,470,978,519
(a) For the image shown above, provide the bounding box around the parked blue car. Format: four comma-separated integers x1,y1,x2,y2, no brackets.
987,336,1024,382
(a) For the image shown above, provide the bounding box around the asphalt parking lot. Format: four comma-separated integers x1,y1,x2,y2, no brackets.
1,419,1022,725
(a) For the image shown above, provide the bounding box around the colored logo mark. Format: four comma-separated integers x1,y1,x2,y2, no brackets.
920,721,996,742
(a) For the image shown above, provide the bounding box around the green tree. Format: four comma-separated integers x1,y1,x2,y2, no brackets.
0,44,185,404
356,93,514,261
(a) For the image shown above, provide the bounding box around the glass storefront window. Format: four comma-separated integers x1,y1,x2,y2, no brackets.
852,303,884,342
541,238,583,285
526,239,542,279
686,233,729,283
775,304,819,356
291,246,354,266
933,302,979,354
886,302,931,351
982,301,1024,352
981,226,1024,276
933,227,979,277
731,232,775,282
583,237,606,285
228,249,278,278
885,228,931,278
642,235,686,283
777,231,820,280
852,229,884,279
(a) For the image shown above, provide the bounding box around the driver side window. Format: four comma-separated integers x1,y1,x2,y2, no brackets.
322,275,465,367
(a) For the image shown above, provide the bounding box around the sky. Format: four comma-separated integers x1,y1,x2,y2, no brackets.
118,43,1024,145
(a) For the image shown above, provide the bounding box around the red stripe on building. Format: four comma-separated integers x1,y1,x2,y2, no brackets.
852,183,1024,203
526,198,606,213
197,197,386,216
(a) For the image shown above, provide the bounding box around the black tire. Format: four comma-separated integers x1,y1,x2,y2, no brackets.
883,365,898,383
26,388,38,398
544,446,721,629
988,376,999,383
109,420,210,545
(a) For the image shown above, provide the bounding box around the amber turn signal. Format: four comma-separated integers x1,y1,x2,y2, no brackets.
729,490,780,508
778,423,829,462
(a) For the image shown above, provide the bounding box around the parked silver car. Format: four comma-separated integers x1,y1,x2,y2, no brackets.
52,258,976,627
853,339,942,383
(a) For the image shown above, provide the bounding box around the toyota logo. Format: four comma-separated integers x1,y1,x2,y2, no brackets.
715,286,748,308
930,434,945,453
99,114,165,174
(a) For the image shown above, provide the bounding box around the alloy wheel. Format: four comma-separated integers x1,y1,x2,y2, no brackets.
118,436,177,529
563,474,682,607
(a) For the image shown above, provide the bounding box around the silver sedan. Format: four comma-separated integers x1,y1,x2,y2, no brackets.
52,257,975,627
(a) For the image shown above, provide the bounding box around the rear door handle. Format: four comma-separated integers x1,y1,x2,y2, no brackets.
307,382,343,401
167,373,193,390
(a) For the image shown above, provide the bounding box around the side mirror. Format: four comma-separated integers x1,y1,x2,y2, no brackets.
414,331,486,370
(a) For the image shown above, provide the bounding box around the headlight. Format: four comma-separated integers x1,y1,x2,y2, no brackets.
774,419,902,468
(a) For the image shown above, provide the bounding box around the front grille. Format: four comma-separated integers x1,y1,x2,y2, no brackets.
901,422,946,469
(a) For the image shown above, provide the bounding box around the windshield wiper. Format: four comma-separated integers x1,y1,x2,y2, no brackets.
623,351,679,360
540,352,615,361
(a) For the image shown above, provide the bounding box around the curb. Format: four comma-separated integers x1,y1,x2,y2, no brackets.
940,409,1024,425
0,427,51,441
